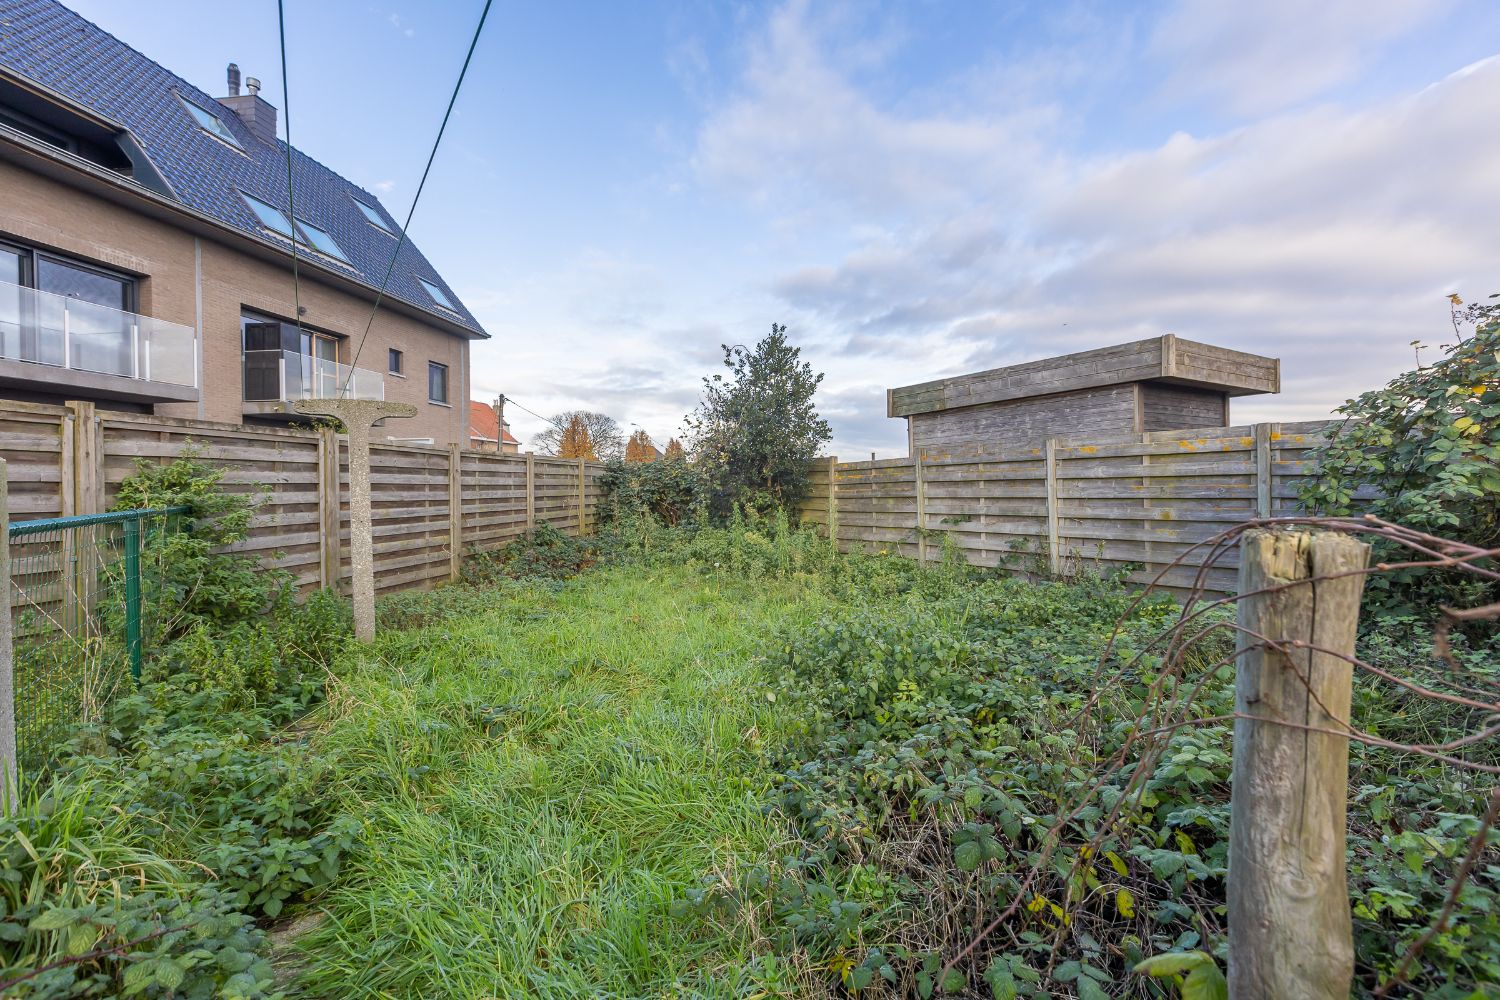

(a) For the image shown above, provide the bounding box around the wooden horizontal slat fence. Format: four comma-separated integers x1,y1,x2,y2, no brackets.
801,420,1344,595
3,399,606,598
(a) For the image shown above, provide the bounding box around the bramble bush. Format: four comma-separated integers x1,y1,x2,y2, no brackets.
598,455,708,528
1,457,357,997
675,568,1500,998
1303,296,1500,614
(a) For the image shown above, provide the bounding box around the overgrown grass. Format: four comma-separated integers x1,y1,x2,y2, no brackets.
293,564,833,998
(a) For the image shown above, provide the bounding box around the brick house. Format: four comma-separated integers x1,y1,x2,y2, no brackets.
0,0,486,446
467,398,519,454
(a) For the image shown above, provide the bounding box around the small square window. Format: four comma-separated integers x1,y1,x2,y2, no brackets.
418,277,457,311
179,96,241,148
428,361,449,404
388,348,404,376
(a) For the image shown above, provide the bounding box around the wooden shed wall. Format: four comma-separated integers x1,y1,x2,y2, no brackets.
1140,384,1228,432
909,384,1138,456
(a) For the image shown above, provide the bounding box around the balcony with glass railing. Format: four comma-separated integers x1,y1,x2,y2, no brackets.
242,349,384,416
0,279,197,403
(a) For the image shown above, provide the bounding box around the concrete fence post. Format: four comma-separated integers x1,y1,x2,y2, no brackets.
1229,528,1368,999
294,400,416,643
0,458,15,813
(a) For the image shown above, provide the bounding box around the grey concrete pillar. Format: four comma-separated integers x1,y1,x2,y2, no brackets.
293,400,416,642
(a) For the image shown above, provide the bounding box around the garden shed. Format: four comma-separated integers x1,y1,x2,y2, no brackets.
888,334,1280,458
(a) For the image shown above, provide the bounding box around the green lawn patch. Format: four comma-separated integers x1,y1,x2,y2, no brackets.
293,565,829,998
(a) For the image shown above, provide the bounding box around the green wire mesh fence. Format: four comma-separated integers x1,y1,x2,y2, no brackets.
8,506,189,770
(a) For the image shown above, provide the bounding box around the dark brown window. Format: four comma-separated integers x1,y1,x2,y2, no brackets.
428,361,448,404
389,348,403,375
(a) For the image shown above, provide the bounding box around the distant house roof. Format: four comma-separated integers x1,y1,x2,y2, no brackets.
468,400,518,446
0,0,486,338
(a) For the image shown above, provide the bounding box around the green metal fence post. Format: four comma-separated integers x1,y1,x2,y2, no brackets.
123,514,142,683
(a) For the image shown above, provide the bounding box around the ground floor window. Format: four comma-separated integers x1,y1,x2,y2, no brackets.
428,361,448,404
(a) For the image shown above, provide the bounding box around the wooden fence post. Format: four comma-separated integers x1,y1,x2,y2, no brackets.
0,459,15,813
448,444,463,582
577,458,586,536
317,426,341,592
525,454,535,532
914,453,927,563
1044,438,1060,576
64,401,104,516
1254,422,1273,518
826,456,839,550
1229,528,1368,999
65,401,103,624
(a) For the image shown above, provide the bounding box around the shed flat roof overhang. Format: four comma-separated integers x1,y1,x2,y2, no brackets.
887,334,1280,418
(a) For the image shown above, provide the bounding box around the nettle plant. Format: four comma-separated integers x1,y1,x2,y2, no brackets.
1303,296,1500,612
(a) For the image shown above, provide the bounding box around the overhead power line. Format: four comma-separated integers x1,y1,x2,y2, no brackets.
342,0,496,387
276,0,304,334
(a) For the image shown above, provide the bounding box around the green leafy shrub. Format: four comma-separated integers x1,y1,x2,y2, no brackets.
0,781,279,998
113,451,291,636
686,323,833,514
1303,298,1500,613
677,572,1499,998
461,523,596,585
2,457,360,994
598,455,708,527
377,582,517,630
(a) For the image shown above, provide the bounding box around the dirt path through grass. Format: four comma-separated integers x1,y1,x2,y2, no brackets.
291,566,825,998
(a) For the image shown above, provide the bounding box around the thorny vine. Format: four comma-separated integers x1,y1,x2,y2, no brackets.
942,513,1500,995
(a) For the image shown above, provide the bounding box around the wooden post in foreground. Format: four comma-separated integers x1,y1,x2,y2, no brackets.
1229,529,1368,1000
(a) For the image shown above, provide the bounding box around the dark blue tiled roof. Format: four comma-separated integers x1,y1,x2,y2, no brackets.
0,0,486,337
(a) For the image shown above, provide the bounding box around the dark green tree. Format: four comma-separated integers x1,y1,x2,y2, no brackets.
688,323,832,514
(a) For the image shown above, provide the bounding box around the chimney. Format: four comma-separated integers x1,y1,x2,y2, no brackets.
217,69,278,144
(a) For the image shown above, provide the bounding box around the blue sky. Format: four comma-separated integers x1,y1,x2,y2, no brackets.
67,0,1500,456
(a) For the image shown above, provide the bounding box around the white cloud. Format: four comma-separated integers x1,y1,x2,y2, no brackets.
690,1,1500,456
692,0,1057,217
1149,0,1454,115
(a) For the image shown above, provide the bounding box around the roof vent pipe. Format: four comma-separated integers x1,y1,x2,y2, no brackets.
246,77,261,97
227,63,240,97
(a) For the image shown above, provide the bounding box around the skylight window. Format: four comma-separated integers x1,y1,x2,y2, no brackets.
353,198,395,234
240,192,351,263
293,219,350,262
179,96,240,148
419,278,457,310
241,193,295,238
